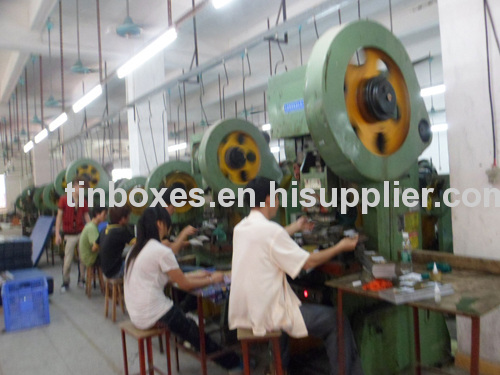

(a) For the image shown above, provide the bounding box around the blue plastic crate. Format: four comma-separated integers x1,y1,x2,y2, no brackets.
2,277,50,332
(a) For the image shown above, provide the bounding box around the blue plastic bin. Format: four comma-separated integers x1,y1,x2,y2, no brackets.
1,277,50,332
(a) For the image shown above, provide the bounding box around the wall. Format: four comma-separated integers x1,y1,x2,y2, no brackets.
438,0,500,365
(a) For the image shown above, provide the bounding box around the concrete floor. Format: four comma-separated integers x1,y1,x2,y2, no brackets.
0,228,467,375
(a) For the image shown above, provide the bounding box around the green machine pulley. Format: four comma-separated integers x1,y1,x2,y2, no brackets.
65,158,111,192
198,118,283,193
118,177,147,225
268,20,432,183
33,186,47,211
43,184,60,211
54,169,67,197
146,161,203,224
16,186,35,212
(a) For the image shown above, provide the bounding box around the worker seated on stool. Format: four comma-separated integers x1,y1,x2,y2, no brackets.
95,206,135,279
124,206,241,372
79,205,108,274
229,177,365,375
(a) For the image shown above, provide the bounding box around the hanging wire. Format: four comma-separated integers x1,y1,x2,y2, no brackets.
484,0,497,165
274,37,288,74
162,91,167,162
357,0,361,19
242,51,252,120
136,105,150,173
147,99,159,165
298,25,303,66
222,60,229,119
427,54,435,112
47,18,55,98
313,16,319,39
75,0,81,61
389,0,393,33
338,8,342,24
199,74,209,126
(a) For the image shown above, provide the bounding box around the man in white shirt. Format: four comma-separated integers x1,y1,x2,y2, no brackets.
229,177,364,375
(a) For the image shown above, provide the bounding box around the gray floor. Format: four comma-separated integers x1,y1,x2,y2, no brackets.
0,229,467,375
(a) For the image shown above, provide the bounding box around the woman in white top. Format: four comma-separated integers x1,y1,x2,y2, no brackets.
124,206,241,371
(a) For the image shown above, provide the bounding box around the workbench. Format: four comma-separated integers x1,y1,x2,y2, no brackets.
326,250,500,375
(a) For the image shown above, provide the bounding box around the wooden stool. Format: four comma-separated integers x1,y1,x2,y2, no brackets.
104,277,125,322
120,320,173,375
86,264,105,298
237,328,283,375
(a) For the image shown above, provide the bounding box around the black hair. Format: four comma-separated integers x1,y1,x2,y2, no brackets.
125,206,172,273
91,205,107,218
109,206,131,224
244,177,275,207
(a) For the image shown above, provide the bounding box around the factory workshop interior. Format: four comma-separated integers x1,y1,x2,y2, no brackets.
0,0,500,374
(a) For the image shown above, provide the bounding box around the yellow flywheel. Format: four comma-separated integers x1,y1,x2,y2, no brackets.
344,48,410,156
217,131,261,185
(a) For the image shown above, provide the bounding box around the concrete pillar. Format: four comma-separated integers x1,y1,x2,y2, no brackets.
438,0,500,368
126,54,169,177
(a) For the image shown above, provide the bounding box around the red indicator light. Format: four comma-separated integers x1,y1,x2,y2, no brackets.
303,290,309,298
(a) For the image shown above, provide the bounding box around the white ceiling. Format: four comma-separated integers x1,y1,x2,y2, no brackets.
0,0,446,153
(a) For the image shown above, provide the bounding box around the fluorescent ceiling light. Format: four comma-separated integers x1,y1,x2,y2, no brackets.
112,168,132,181
23,141,34,153
34,129,49,144
72,84,102,113
168,142,187,152
117,28,177,79
48,113,68,132
271,146,281,153
420,84,446,97
212,0,233,9
431,123,448,132
262,123,271,131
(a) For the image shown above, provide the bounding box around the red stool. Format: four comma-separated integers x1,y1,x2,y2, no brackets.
237,328,283,375
120,320,174,375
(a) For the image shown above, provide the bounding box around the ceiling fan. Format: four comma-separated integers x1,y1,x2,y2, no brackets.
116,0,142,37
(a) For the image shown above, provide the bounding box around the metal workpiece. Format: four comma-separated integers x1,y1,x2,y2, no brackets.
145,160,203,224
54,169,67,197
65,158,111,192
305,20,430,182
198,118,283,193
117,177,147,225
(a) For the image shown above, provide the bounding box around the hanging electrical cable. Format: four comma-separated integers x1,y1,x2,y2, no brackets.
148,99,159,165
242,50,252,120
313,16,319,39
135,105,150,173
162,91,167,162
298,25,303,66
388,0,393,33
484,0,498,167
274,38,287,74
222,60,229,119
199,73,209,128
